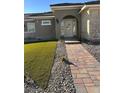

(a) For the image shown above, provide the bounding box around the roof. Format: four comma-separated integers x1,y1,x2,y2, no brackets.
24,11,53,17
50,1,100,7
50,3,83,6
84,1,100,5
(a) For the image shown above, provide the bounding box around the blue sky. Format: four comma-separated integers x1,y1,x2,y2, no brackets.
24,0,95,13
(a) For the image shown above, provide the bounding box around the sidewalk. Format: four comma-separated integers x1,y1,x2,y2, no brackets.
66,44,100,93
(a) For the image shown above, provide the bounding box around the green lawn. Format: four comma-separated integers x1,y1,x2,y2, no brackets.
24,41,56,89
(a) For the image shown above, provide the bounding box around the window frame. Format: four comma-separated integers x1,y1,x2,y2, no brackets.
25,22,35,33
41,20,51,26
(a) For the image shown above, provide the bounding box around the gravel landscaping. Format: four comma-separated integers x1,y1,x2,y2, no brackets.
82,42,100,62
24,41,76,93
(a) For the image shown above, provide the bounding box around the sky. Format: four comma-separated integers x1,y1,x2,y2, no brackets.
24,0,95,13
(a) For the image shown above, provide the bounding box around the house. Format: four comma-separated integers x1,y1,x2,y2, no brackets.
24,1,100,42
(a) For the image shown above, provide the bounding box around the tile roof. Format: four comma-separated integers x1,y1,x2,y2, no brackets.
84,1,100,5
24,11,53,17
50,3,83,6
50,1,100,6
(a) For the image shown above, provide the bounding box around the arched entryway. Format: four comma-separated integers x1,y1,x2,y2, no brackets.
60,15,78,39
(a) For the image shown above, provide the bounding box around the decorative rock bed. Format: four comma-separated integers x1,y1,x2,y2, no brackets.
24,41,76,93
82,42,100,62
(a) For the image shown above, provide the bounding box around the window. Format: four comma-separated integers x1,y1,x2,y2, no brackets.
26,23,35,32
87,19,90,35
41,20,51,26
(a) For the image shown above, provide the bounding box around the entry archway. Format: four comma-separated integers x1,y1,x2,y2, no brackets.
60,15,78,39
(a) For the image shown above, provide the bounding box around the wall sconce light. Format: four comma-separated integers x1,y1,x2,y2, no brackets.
56,19,59,24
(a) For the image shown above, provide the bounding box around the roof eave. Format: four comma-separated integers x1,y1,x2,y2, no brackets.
79,4,100,14
26,16,55,19
51,5,83,11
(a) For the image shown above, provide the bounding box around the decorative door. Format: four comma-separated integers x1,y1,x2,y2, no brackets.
61,19,77,37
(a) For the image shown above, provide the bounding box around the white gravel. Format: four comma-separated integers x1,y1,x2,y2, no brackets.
82,43,100,62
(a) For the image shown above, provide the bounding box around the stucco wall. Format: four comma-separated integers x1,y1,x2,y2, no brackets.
24,18,56,41
24,5,100,41
90,8,100,41
81,6,100,41
81,9,90,40
53,9,81,39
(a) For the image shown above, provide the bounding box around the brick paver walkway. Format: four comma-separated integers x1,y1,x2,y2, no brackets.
66,44,100,93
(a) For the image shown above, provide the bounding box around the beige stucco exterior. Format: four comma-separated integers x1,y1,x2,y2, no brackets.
81,6,100,41
24,18,56,40
24,2,100,42
52,9,82,39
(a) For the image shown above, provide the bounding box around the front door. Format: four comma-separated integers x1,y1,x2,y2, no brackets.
61,19,77,38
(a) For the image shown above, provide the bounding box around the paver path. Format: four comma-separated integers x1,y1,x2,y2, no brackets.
66,44,100,93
